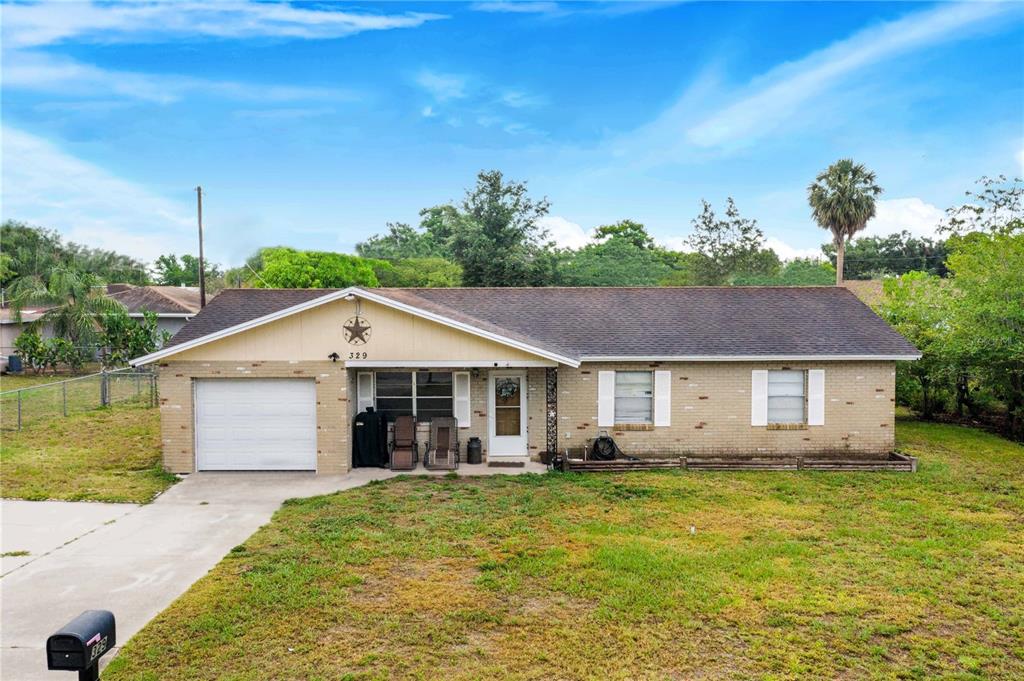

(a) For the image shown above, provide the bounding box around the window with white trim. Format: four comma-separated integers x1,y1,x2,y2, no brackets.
374,371,454,420
767,370,806,424
614,371,653,424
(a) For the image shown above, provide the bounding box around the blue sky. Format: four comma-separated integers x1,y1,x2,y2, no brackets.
2,1,1022,267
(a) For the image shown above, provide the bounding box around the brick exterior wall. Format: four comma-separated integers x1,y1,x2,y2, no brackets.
157,360,349,474
157,360,895,474
349,367,547,463
557,361,896,458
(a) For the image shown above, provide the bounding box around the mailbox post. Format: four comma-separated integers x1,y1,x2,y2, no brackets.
46,610,116,681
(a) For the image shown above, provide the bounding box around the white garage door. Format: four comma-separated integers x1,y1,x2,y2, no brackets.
195,379,317,471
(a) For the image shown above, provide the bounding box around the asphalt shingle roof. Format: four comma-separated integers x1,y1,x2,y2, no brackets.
165,286,919,360
108,285,203,315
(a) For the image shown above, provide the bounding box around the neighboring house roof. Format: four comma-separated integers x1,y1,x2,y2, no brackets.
0,306,51,324
841,279,885,308
107,285,202,316
139,286,920,366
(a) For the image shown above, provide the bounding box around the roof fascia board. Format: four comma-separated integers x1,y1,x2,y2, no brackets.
579,354,922,362
345,359,557,368
127,313,193,318
132,287,579,367
353,288,579,366
131,288,359,366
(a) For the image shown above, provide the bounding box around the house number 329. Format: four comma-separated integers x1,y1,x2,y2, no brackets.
348,352,367,360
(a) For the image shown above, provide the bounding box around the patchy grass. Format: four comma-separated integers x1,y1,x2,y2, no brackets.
1,550,30,557
0,405,176,503
0,373,73,391
107,420,1023,680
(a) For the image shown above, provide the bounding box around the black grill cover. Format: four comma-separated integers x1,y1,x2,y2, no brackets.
353,407,387,468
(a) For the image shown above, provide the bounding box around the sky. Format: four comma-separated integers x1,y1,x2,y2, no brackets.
2,0,1022,267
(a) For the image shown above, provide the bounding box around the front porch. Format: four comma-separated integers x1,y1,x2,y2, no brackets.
346,363,556,468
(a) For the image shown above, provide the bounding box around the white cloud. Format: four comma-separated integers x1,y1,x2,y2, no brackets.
415,70,468,102
499,90,546,109
863,197,945,240
763,236,824,261
686,3,1014,149
469,2,561,15
656,235,690,253
537,215,591,249
2,1,447,49
421,105,436,118
1,125,194,263
3,50,357,104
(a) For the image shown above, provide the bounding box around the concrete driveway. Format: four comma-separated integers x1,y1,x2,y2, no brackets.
0,473,350,680
1,462,546,679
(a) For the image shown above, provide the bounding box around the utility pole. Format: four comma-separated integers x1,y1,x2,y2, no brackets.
195,185,207,308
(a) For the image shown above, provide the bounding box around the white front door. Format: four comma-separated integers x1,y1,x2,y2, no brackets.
488,371,528,456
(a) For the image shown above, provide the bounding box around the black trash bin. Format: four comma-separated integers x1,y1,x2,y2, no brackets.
466,437,483,465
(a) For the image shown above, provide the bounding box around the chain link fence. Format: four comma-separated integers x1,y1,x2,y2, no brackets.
1,368,157,431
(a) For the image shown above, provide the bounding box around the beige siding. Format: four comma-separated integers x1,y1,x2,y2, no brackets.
157,361,348,474
557,361,896,458
171,298,546,363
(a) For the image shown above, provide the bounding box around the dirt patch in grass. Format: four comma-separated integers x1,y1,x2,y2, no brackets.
106,420,1024,679
0,404,175,503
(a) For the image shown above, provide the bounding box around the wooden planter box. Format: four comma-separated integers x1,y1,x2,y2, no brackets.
556,452,917,473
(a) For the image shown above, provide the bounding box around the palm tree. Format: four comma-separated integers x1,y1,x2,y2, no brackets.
808,159,883,285
10,267,125,358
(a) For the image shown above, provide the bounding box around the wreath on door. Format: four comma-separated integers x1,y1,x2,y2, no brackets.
496,378,519,400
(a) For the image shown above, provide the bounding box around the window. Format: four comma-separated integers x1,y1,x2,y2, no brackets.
767,370,806,424
374,371,453,420
614,371,653,424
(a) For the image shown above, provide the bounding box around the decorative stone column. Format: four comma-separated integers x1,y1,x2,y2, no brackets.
545,367,558,456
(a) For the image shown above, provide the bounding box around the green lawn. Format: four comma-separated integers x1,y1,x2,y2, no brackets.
0,404,176,503
106,420,1024,680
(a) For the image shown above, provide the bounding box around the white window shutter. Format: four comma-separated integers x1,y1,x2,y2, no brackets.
808,369,825,426
454,371,471,428
653,370,671,427
357,372,374,414
597,371,615,427
751,370,768,426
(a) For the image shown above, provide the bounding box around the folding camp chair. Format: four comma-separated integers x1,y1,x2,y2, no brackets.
424,417,459,470
389,415,417,470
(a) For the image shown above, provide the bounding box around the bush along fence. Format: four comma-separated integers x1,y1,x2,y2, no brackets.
1,368,157,431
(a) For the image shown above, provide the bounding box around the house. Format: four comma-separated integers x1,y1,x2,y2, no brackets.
131,286,919,474
0,306,53,363
106,285,202,344
0,286,202,364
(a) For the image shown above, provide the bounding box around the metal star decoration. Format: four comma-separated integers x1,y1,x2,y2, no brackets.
343,316,371,345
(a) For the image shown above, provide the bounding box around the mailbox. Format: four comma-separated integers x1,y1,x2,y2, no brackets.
47,610,115,679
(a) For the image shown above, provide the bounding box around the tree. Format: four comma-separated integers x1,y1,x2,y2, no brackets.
1,221,65,291
12,329,47,374
1,221,149,290
808,159,883,284
65,244,149,285
941,175,1023,236
373,258,463,287
593,220,656,250
447,170,553,286
101,309,170,367
877,272,951,419
10,267,125,359
152,254,223,288
355,222,446,260
250,247,380,288
732,258,836,286
821,231,949,280
944,231,1024,439
686,198,769,285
